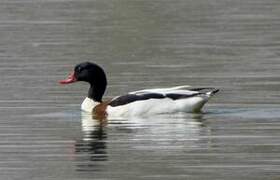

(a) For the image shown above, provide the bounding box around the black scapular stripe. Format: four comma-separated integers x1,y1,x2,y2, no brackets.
108,92,200,107
109,93,164,107
188,87,218,94
165,93,199,100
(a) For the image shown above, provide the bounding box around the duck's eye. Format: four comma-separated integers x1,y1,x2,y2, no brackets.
76,66,83,73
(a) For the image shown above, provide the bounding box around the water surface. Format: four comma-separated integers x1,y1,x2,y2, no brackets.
0,0,280,179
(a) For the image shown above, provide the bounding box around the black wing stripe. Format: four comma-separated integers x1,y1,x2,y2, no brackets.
188,87,217,94
109,93,165,107
165,93,200,100
109,92,203,107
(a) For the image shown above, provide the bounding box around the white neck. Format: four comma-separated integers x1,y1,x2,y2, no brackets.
81,97,100,113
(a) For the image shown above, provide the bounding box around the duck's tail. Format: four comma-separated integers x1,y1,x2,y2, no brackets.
206,88,220,96
188,87,219,96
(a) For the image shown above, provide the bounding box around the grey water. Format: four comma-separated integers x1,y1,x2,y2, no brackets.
0,0,280,179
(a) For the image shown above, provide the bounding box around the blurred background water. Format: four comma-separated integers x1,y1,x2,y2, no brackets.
0,0,280,179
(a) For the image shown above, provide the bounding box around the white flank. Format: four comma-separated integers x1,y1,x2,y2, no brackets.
107,95,210,118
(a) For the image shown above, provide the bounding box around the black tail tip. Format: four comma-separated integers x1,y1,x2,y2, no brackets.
212,89,220,94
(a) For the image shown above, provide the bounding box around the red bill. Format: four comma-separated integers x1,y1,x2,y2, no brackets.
59,71,77,84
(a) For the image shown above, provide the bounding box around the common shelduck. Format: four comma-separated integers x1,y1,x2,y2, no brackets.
59,62,219,118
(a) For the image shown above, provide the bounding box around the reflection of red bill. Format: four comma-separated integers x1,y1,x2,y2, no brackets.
59,71,77,84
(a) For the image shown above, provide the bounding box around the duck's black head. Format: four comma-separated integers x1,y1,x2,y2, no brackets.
59,62,107,102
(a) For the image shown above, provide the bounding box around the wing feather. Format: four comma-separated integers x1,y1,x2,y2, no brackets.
109,86,220,107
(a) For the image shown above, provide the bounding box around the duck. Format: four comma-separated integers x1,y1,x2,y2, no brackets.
59,62,219,118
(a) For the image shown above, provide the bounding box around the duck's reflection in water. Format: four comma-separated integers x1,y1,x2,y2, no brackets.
75,113,108,172
75,112,209,172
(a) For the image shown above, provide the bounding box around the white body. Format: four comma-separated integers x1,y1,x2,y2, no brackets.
81,86,215,118
81,97,99,113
